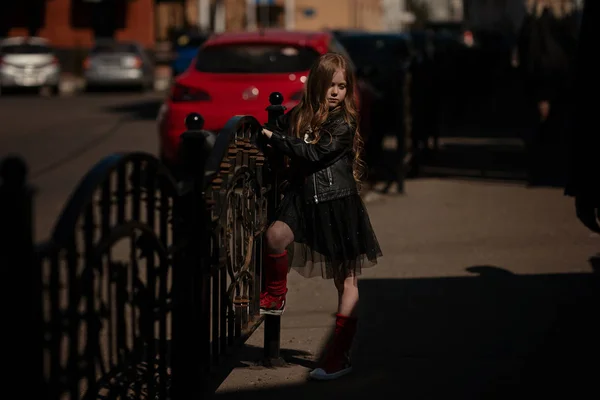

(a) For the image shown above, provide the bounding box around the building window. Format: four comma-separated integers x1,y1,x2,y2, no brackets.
256,5,284,28
0,0,46,36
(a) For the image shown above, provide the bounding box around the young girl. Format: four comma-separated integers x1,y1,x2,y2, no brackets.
260,52,382,380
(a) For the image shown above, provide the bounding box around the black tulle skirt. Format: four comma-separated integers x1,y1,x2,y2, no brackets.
275,188,382,279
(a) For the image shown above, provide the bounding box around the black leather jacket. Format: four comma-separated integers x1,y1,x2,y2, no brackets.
267,109,358,204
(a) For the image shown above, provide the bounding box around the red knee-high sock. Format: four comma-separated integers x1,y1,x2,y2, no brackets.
264,251,288,296
321,313,358,373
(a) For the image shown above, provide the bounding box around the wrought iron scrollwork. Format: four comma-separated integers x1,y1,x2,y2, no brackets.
203,116,273,362
3,109,277,400
38,153,178,400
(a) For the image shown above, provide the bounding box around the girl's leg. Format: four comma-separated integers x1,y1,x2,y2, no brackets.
310,271,359,380
336,274,359,317
265,221,294,254
260,221,294,315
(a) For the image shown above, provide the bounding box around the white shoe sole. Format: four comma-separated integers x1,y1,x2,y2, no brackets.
259,308,285,316
260,298,285,316
308,366,353,381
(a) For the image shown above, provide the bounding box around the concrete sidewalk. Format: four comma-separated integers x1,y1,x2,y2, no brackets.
214,178,599,399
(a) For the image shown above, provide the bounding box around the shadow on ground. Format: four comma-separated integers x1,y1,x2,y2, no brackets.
213,255,600,399
102,98,164,120
0,87,49,96
203,346,316,395
86,85,148,94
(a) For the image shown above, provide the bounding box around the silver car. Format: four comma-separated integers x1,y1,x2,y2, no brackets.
0,36,61,95
84,40,154,91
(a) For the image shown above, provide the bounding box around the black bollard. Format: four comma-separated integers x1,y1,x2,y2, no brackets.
396,129,406,195
185,111,205,131
0,156,39,392
171,112,215,399
266,91,286,126
262,92,287,367
264,91,286,175
264,92,286,218
177,113,216,181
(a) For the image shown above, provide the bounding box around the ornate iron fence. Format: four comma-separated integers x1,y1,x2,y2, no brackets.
1,94,285,399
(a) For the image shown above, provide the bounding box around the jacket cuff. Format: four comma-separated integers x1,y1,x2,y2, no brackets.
269,131,286,143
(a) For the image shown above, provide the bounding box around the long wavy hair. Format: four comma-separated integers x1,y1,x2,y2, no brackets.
291,52,365,186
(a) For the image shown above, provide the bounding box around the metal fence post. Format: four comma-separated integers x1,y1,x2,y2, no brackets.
171,114,212,398
0,157,39,392
262,92,287,367
397,72,411,194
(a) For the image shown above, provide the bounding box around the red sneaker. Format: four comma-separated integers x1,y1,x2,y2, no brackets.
260,251,288,316
309,352,352,380
259,290,287,316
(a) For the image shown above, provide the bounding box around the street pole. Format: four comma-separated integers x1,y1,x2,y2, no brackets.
247,0,257,30
285,0,295,30
399,0,405,31
214,0,226,32
262,92,287,368
198,0,210,31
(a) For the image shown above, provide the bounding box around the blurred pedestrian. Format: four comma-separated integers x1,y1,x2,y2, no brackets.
517,0,579,185
564,0,599,233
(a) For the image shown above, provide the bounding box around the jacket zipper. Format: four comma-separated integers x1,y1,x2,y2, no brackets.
313,169,333,203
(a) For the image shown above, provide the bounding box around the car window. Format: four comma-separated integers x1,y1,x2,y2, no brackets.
0,44,53,55
92,43,138,54
195,44,320,73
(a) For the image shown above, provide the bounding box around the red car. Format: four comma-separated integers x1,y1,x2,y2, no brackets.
157,29,369,166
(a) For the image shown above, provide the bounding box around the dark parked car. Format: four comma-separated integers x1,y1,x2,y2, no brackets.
170,31,211,77
83,40,155,91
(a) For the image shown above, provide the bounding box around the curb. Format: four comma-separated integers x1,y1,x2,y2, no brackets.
59,73,172,95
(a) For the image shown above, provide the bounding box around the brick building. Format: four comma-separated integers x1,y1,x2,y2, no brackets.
292,0,383,31
0,0,155,49
160,0,384,39
0,0,384,48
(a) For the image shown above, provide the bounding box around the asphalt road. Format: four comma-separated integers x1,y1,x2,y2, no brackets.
0,91,166,240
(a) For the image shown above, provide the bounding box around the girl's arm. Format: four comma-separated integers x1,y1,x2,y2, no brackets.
267,122,353,167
